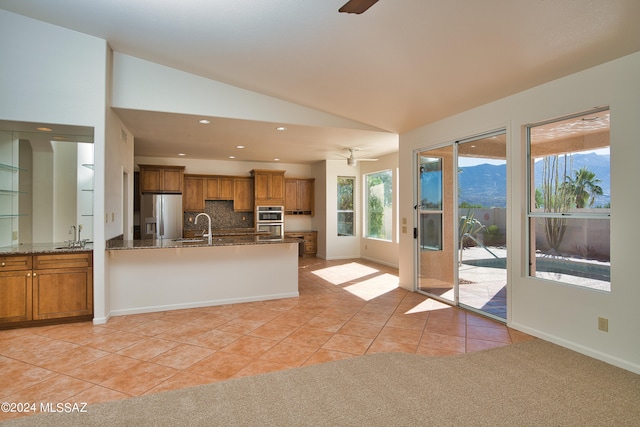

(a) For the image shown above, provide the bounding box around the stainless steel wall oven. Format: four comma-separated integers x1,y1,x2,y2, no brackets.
256,206,284,239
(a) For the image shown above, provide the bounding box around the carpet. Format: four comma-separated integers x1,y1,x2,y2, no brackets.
4,340,640,426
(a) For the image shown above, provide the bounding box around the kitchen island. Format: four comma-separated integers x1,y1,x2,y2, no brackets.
105,236,300,319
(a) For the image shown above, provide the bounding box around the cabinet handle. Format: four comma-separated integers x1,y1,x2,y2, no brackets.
27,272,31,277
1,262,5,267
33,272,37,277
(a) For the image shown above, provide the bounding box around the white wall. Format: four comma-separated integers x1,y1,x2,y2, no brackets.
311,162,327,258
322,160,361,260
399,52,640,373
0,10,108,322
112,53,381,132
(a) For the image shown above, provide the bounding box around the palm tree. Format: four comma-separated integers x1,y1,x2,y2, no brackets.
564,167,604,208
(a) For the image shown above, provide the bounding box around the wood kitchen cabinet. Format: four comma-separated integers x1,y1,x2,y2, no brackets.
252,170,285,206
285,178,314,215
32,253,93,320
206,177,234,200
185,174,248,212
0,255,32,323
0,252,93,327
183,176,205,211
233,178,254,212
139,165,185,194
284,231,317,257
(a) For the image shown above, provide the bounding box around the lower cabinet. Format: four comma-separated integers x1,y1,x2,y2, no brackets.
0,252,93,327
0,256,32,323
284,231,317,257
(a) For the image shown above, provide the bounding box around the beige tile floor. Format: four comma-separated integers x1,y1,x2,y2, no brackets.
0,257,534,421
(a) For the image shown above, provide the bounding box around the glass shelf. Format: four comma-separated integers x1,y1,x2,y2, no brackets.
0,162,27,172
0,189,27,195
82,163,94,170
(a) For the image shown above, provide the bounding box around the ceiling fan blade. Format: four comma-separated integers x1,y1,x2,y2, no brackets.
339,0,379,14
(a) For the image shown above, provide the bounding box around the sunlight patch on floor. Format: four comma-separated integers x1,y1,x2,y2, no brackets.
311,262,379,285
343,273,399,301
404,298,451,314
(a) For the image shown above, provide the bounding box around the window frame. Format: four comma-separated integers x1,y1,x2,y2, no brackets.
526,107,611,291
363,169,393,242
337,176,355,237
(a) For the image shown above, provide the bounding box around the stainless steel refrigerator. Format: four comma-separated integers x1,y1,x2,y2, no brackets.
141,194,183,240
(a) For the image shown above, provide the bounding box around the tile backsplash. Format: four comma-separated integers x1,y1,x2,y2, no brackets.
184,200,254,232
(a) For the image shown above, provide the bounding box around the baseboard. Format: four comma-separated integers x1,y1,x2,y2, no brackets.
359,255,399,269
92,314,110,325
509,321,640,375
108,292,299,318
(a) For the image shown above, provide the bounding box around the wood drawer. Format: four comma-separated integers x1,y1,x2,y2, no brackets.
33,253,92,270
0,255,32,271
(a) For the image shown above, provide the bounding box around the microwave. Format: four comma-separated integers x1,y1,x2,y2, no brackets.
256,206,284,223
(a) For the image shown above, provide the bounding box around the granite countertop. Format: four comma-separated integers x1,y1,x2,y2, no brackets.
184,228,269,237
0,242,94,255
106,236,301,251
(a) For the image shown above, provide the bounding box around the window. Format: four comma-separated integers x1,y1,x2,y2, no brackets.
365,170,393,241
337,176,354,236
419,157,443,250
527,108,610,291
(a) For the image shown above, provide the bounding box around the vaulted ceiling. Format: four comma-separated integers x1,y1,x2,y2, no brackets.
2,0,639,164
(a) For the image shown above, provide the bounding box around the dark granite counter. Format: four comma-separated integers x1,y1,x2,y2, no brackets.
0,242,93,255
106,236,301,251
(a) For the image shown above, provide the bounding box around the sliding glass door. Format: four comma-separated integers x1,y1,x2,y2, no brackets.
415,130,507,320
416,145,456,304
457,131,507,320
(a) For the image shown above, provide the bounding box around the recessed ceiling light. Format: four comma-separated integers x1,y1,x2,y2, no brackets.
198,119,210,124
236,145,245,149
274,158,280,161
178,153,186,156
37,127,52,132
276,127,287,131
228,155,236,159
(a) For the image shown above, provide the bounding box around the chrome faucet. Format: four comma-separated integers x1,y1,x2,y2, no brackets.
69,225,77,243
195,213,212,245
67,224,87,248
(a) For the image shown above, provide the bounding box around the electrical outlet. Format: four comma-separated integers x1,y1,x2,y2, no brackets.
598,317,608,332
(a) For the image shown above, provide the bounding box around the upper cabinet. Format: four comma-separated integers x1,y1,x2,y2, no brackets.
252,170,285,206
285,178,314,215
183,175,205,211
233,178,254,212
205,177,234,201
139,165,185,194
184,174,253,212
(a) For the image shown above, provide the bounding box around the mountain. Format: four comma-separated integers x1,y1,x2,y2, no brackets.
457,153,610,208
458,163,507,208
